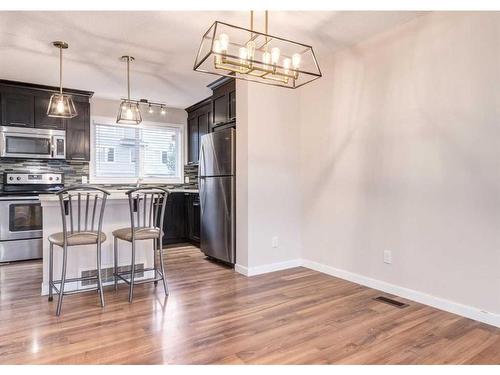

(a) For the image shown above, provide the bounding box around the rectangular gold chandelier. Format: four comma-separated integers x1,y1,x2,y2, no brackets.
193,17,322,89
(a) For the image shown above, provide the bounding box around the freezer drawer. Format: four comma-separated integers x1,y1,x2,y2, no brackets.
200,176,235,264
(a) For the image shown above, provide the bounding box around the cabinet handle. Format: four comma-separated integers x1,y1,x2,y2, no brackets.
229,117,236,122
9,122,27,126
70,157,86,160
192,202,200,207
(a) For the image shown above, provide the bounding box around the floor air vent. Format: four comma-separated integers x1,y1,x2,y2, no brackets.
373,296,409,308
81,264,145,286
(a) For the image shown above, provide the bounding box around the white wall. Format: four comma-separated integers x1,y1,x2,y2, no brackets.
299,12,500,315
236,81,302,272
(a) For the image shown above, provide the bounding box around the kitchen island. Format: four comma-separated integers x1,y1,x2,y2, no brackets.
39,187,198,295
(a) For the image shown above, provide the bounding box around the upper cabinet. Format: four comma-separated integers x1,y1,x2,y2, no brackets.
186,98,211,164
66,100,91,161
185,77,236,165
0,87,35,127
0,80,93,161
208,77,236,130
34,93,65,130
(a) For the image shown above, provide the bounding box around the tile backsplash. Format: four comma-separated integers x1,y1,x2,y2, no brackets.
0,159,88,187
0,159,199,189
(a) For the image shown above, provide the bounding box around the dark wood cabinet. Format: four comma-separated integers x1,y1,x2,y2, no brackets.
185,98,212,164
186,193,200,243
0,80,93,161
208,77,235,131
185,77,235,164
162,192,199,246
0,87,35,127
66,100,91,161
163,192,187,245
34,93,65,130
187,116,199,164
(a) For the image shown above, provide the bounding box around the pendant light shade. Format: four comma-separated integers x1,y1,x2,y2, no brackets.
117,56,142,125
47,41,78,118
117,99,142,125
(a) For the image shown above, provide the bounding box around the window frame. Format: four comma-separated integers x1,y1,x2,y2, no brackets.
90,116,184,184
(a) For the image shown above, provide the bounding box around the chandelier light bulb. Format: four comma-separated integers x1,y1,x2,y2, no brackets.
213,39,221,53
148,105,153,114
161,106,166,115
126,107,133,119
246,40,256,61
219,33,229,52
292,53,301,69
262,51,271,69
239,47,248,60
283,58,291,74
271,47,280,65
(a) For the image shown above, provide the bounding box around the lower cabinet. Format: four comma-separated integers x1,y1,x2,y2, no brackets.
162,192,200,246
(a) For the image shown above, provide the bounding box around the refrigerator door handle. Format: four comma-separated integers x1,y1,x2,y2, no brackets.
199,141,205,178
199,177,205,217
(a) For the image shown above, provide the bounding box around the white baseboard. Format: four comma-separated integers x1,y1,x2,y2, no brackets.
301,259,500,328
40,270,155,296
235,257,500,328
235,259,302,276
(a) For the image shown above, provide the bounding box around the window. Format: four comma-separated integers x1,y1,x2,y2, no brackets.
91,119,183,183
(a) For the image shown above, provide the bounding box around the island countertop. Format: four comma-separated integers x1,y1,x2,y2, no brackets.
39,187,198,202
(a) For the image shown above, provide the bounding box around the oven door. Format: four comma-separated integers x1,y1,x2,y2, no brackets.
0,197,43,241
0,132,52,159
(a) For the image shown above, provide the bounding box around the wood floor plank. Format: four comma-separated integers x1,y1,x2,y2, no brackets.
0,244,499,364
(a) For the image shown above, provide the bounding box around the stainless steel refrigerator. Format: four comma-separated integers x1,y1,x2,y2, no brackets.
199,127,235,264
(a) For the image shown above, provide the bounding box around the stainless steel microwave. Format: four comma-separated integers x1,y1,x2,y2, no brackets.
0,126,66,159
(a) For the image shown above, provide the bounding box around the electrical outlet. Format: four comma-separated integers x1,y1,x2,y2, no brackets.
383,250,392,264
81,176,88,184
271,236,279,248
184,176,190,183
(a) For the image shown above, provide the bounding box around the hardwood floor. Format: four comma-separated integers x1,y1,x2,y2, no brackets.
0,244,499,364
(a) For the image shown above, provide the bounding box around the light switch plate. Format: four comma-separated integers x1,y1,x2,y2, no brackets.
81,176,88,184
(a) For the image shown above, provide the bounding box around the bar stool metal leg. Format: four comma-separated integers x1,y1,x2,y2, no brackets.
48,242,54,302
56,244,68,316
96,242,105,307
158,238,169,296
153,238,158,286
128,239,136,303
113,237,118,291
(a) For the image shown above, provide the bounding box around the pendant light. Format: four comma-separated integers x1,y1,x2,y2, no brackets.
194,11,321,89
117,56,142,125
47,41,77,118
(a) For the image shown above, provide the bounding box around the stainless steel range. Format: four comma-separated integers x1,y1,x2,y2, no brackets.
0,172,64,262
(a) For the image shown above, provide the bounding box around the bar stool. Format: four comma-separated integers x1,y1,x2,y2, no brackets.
112,187,169,302
48,186,110,316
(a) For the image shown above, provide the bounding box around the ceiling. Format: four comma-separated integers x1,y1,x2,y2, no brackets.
0,11,425,108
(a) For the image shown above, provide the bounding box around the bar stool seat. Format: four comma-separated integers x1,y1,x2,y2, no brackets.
49,231,107,246
112,227,160,242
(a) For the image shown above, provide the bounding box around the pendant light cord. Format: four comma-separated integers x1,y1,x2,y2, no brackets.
59,46,63,94
265,10,268,34
127,57,131,101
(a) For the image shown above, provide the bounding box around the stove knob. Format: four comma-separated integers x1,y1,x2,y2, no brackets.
16,177,21,181
49,177,53,181
9,177,13,181
55,177,60,181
